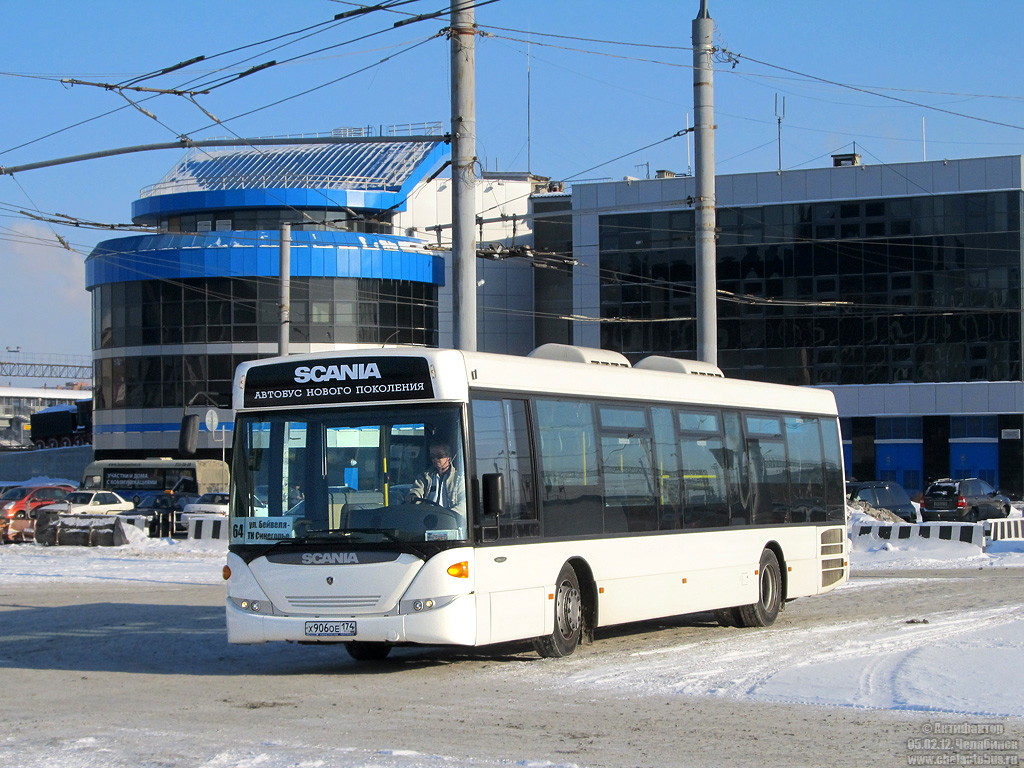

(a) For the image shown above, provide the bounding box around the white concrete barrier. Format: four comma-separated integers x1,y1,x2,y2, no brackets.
187,514,228,542
117,514,150,532
850,521,986,550
986,518,1024,542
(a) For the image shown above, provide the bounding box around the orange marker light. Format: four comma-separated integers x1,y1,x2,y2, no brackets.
222,565,231,581
447,561,469,578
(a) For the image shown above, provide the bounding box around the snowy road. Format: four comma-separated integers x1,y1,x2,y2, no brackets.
0,539,1023,767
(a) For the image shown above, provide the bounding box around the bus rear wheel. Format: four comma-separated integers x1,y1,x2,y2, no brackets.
533,563,582,658
345,641,392,661
737,549,782,628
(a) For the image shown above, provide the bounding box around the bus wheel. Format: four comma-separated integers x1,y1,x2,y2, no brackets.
345,642,392,661
534,563,582,658
738,549,783,628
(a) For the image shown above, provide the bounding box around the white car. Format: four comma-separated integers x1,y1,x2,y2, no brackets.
180,492,230,527
39,490,135,516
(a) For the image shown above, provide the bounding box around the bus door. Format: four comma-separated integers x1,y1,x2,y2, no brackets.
469,397,542,644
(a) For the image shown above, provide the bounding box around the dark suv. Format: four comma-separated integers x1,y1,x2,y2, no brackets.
131,491,201,535
847,480,920,523
920,478,1012,522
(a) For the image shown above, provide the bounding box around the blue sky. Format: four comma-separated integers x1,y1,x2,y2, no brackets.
2,0,1023,372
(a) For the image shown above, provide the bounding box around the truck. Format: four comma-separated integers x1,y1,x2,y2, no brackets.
30,399,92,449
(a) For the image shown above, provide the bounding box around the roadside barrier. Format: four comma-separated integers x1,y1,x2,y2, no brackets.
986,518,1024,541
35,513,131,547
187,514,228,542
850,521,985,550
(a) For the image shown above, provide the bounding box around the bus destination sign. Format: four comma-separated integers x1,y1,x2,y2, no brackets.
243,356,434,408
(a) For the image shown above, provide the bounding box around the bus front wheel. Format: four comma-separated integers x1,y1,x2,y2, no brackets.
738,549,783,628
345,641,392,661
534,563,582,658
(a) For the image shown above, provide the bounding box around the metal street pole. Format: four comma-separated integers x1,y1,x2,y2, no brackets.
279,222,291,356
451,0,477,351
693,0,718,366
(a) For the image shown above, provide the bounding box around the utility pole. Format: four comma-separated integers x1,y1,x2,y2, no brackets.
693,0,718,366
279,222,291,356
775,94,786,174
451,0,477,351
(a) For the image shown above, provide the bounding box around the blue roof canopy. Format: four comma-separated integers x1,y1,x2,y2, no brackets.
132,126,449,222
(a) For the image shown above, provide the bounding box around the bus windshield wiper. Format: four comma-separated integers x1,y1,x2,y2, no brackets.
338,528,430,560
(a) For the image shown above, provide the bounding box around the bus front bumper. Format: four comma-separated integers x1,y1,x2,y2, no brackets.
225,595,477,647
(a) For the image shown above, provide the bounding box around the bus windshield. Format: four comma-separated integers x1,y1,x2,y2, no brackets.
230,404,467,546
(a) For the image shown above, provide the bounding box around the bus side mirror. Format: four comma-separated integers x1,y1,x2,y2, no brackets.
179,414,200,456
482,473,505,518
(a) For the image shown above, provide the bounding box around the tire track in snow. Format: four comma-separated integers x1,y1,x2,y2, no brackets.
521,604,1024,716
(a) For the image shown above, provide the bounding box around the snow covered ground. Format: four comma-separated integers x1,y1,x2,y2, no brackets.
1,512,1022,767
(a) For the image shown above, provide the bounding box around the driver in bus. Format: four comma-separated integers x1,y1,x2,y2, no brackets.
407,441,466,517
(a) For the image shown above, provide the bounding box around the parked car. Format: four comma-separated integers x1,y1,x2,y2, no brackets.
920,478,1012,522
130,491,201,534
0,485,75,543
180,492,230,528
847,480,920,523
37,490,135,516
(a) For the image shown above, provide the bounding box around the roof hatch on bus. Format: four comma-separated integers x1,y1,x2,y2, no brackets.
634,356,724,377
528,344,631,367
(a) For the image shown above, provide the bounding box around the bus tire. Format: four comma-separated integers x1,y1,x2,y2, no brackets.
345,642,392,661
738,549,783,628
533,563,582,658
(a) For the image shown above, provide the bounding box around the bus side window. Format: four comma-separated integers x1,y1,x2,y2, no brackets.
820,417,845,522
745,415,791,525
651,407,683,530
536,399,601,537
470,398,537,538
784,415,827,522
723,411,751,526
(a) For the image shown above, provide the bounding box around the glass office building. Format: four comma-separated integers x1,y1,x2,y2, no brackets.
573,156,1024,497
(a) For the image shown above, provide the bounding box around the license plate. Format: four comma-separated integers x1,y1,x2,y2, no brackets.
304,620,356,637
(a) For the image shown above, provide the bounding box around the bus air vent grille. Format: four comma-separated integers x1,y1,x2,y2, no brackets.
820,528,844,545
820,557,846,588
285,595,381,610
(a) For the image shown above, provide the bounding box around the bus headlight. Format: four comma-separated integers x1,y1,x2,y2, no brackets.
399,595,457,614
230,597,275,615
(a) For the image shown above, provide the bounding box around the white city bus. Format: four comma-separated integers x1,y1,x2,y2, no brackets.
224,344,847,660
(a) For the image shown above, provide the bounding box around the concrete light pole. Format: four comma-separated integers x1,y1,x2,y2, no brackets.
693,0,718,365
451,0,477,351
